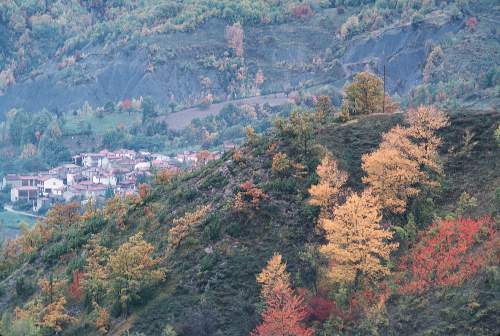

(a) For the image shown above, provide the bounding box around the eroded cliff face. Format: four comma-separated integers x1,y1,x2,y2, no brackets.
0,11,461,117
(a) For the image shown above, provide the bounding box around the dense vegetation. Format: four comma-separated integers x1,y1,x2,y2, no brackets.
0,0,499,335
0,103,498,335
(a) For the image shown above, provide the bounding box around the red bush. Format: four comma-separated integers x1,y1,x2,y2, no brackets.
465,17,478,31
398,217,498,294
68,270,83,300
307,295,339,322
292,4,313,18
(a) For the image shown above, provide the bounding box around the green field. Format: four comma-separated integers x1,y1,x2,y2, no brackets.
63,112,142,135
0,211,37,241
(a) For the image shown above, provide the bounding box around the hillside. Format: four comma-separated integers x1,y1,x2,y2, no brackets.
0,109,498,335
0,0,498,118
0,1,499,335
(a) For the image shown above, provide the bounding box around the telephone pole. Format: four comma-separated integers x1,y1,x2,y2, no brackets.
382,63,386,114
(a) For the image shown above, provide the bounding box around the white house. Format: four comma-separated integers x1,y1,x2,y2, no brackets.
92,172,117,186
11,186,38,203
134,161,151,171
43,177,65,196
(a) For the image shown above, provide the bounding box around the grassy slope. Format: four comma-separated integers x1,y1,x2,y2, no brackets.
1,111,499,335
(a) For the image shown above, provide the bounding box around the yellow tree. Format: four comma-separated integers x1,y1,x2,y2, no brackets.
308,154,348,218
362,106,449,214
39,297,75,333
342,71,384,117
168,204,211,249
108,232,165,316
256,253,291,300
320,190,398,287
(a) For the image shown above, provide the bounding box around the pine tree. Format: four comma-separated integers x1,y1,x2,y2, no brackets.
256,253,291,300
308,154,348,218
320,190,398,287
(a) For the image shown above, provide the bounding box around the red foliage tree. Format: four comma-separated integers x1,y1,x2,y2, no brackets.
68,270,83,300
292,4,313,18
121,98,132,110
307,295,339,322
398,217,498,294
252,280,314,336
465,17,478,32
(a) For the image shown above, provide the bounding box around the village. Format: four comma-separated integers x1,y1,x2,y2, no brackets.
0,148,221,214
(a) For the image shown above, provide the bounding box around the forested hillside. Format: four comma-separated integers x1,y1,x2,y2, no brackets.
0,1,499,336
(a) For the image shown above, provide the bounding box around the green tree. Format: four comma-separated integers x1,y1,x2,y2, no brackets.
342,71,384,117
141,96,157,123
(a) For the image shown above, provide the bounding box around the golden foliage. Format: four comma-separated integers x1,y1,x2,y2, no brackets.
233,181,268,211
168,204,211,249
320,190,398,286
362,106,448,213
256,253,291,300
93,302,110,334
39,297,75,332
83,239,110,304
271,152,292,176
108,233,165,308
44,202,81,231
103,195,128,229
308,154,348,217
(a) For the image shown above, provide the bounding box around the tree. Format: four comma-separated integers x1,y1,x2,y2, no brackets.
308,154,348,218
103,195,128,229
44,202,81,232
275,111,315,158
256,253,291,301
320,190,398,287
342,72,383,117
252,279,314,336
362,106,449,214
39,297,75,332
168,205,210,249
225,22,244,57
141,96,157,123
315,96,334,122
108,232,165,316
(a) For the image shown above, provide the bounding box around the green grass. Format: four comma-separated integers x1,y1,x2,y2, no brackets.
0,211,37,240
62,112,142,135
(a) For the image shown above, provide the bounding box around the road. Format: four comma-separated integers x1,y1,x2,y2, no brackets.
4,204,45,219
163,93,293,130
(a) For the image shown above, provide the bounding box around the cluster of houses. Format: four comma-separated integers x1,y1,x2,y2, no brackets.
1,149,221,213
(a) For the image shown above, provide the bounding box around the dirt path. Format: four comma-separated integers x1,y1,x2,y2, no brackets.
4,205,45,219
163,93,292,130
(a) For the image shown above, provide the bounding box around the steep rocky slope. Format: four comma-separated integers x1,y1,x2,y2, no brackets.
0,4,492,118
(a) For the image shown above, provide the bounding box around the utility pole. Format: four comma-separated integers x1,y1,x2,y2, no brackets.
382,63,386,114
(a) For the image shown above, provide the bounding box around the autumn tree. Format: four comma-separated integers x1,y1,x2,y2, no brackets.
168,204,211,249
234,181,268,212
342,72,384,118
315,96,335,122
44,202,81,231
82,240,110,305
320,190,398,288
108,232,165,316
252,279,314,336
256,253,291,300
225,22,244,57
253,254,314,336
308,154,348,218
39,297,75,332
103,195,128,229
362,106,449,214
